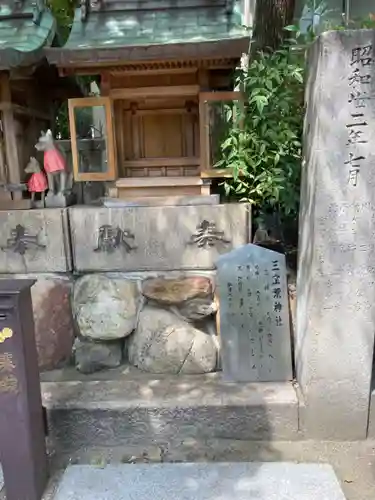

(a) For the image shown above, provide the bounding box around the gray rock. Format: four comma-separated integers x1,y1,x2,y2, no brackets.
128,307,217,374
73,337,122,374
170,297,217,322
73,275,139,341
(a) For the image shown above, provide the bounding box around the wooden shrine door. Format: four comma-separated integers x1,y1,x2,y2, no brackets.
116,95,200,178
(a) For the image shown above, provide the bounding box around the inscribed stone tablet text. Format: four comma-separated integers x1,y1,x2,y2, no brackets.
216,244,292,382
297,30,375,438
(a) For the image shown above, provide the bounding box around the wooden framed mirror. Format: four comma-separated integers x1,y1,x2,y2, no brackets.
68,97,117,182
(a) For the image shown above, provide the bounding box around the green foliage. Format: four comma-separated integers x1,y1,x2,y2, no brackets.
216,8,375,218
216,0,375,219
55,102,69,139
47,0,75,43
355,14,375,30
217,40,305,217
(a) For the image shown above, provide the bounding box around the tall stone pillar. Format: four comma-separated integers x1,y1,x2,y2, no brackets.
297,29,375,439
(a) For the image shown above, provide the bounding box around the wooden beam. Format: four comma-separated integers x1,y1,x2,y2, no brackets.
110,85,199,100
136,108,197,116
200,168,247,179
53,59,237,75
92,0,227,12
0,73,22,192
200,91,244,101
116,176,206,188
46,38,249,68
110,67,197,76
123,157,199,168
0,103,50,121
200,168,236,178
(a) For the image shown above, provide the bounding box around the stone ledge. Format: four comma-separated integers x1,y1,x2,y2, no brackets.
42,375,298,409
366,389,375,438
41,375,302,452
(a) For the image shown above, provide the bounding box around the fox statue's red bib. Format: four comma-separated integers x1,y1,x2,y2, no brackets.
35,129,67,195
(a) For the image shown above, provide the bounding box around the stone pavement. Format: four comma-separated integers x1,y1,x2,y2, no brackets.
53,463,345,500
3,440,375,499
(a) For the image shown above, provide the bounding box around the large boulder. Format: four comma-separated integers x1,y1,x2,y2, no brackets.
73,274,139,341
141,276,212,305
73,337,122,374
128,306,217,374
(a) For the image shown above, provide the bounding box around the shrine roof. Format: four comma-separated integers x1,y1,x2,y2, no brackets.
0,1,56,70
46,0,249,68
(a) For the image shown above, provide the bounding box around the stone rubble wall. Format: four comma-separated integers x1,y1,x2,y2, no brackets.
0,204,250,373
73,274,219,375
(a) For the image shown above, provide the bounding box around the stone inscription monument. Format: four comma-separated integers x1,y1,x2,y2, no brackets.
297,30,375,439
216,244,292,382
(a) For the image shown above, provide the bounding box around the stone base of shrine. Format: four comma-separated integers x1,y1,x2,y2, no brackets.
41,368,302,455
364,389,375,438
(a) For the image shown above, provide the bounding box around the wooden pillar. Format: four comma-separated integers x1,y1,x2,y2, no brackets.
0,124,6,184
198,70,210,173
0,73,22,194
100,71,110,97
0,279,48,500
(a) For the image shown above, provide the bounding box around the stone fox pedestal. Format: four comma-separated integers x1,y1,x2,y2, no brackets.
297,29,375,439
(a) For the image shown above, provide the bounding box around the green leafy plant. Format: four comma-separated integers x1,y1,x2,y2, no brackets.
216,8,375,221
216,39,305,217
47,0,75,43
55,102,69,139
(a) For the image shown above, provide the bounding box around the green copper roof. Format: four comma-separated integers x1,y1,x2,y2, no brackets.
0,1,56,69
46,0,249,67
68,2,245,49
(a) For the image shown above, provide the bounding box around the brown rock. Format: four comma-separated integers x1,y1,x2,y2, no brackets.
142,276,212,305
30,276,74,371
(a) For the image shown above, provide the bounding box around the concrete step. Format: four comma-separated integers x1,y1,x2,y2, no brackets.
41,373,302,454
53,463,346,500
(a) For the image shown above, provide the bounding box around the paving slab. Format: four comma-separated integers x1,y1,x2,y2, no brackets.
53,462,346,500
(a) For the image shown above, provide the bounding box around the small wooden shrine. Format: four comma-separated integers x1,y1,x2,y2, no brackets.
46,0,250,200
0,0,60,207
